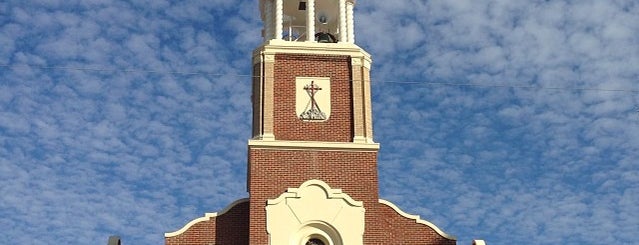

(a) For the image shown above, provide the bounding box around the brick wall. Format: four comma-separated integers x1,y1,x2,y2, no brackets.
273,54,354,142
247,148,456,245
248,149,378,245
165,200,249,245
367,203,457,245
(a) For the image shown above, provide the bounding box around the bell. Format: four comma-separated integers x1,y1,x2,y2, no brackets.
317,32,332,43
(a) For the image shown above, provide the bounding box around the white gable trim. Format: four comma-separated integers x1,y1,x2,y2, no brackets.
164,198,249,238
378,199,457,240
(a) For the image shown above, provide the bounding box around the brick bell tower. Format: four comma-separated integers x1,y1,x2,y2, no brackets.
165,0,469,244
248,0,457,244
248,0,377,243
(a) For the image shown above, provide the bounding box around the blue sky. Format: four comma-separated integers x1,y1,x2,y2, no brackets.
1,0,638,244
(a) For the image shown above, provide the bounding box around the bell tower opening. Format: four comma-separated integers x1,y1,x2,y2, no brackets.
260,0,356,43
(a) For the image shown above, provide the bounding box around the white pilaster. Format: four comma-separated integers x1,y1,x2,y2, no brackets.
264,0,274,40
346,2,355,43
275,0,283,40
307,0,315,42
338,0,347,42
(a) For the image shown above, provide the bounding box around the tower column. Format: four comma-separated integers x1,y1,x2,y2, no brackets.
346,1,355,43
351,56,373,143
363,61,374,142
338,0,347,42
261,52,276,140
264,0,274,40
351,57,365,142
274,0,283,40
307,0,315,42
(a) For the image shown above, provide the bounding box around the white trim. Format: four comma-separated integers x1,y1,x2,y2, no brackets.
248,139,379,151
346,2,355,43
296,77,331,122
264,0,274,41
307,0,315,42
275,0,283,39
268,179,364,207
378,199,457,240
164,198,249,237
253,40,372,64
352,136,374,144
338,0,347,42
295,221,342,245
266,180,364,245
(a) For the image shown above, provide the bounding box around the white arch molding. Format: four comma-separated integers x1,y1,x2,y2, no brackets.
295,221,342,245
266,180,364,245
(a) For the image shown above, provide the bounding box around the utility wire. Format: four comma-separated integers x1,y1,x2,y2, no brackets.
2,63,638,93
377,80,639,93
0,64,253,77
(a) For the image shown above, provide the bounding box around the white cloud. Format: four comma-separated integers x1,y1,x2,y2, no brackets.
1,0,638,244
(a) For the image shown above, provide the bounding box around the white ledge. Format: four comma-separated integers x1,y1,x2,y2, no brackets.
256,39,370,56
248,139,379,151
164,198,249,238
253,40,372,68
378,199,457,240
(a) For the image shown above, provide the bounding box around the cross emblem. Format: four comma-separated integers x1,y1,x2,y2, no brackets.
299,81,327,120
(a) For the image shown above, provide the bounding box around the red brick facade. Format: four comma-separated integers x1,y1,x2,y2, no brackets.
273,54,354,142
247,148,456,245
165,200,249,245
369,202,456,245
248,149,379,244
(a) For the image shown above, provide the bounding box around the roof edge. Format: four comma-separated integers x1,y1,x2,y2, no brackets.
378,199,457,240
164,198,249,237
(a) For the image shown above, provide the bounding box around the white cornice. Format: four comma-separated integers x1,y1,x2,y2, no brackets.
253,40,372,66
164,198,249,238
248,139,379,151
378,199,457,240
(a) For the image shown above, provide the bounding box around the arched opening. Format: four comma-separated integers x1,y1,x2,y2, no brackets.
306,238,326,245
293,221,343,245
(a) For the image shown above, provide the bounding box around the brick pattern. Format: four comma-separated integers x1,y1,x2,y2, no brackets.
165,201,250,245
248,149,378,245
367,203,457,245
273,54,354,142
248,148,456,245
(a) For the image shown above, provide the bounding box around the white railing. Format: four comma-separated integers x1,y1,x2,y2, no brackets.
282,25,307,42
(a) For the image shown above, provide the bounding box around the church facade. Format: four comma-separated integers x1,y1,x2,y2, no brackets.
163,1,485,244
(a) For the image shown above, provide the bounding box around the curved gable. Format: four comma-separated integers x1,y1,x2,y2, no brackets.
165,198,249,245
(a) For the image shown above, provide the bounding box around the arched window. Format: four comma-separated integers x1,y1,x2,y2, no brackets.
306,238,326,245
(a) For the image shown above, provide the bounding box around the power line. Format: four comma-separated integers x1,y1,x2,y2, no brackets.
1,63,638,93
0,64,252,77
377,80,639,93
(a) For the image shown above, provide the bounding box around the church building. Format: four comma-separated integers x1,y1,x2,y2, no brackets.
162,1,486,244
